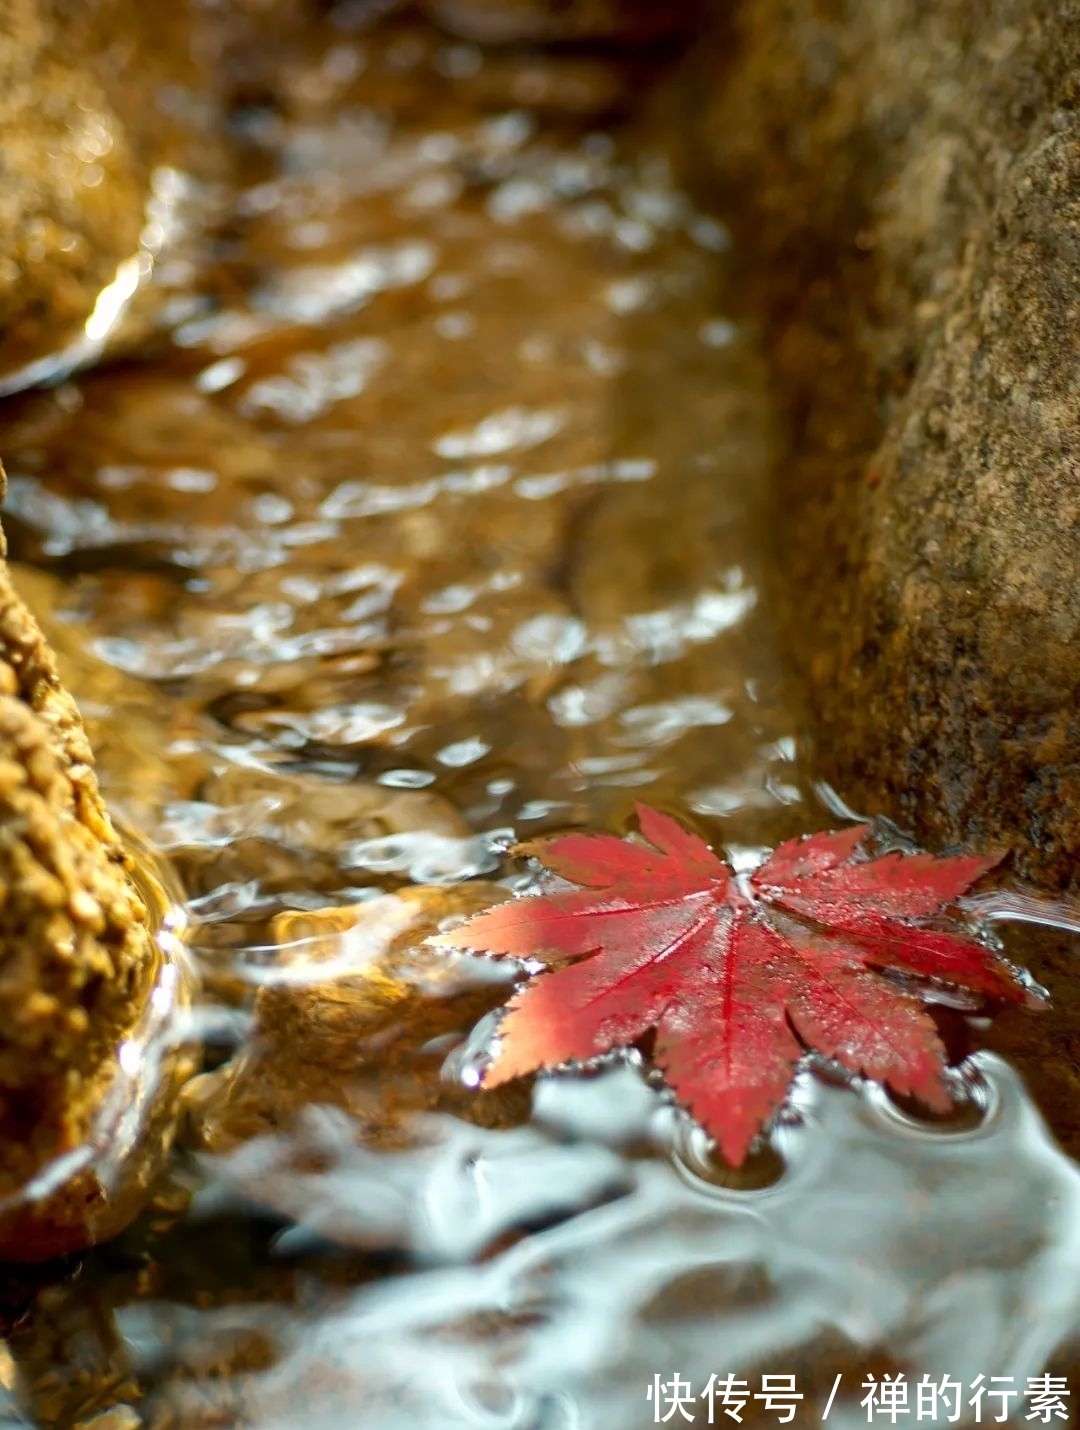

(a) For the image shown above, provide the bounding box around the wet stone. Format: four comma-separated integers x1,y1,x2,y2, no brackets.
0,0,228,388
183,884,526,1164
697,0,1080,891
0,506,193,1259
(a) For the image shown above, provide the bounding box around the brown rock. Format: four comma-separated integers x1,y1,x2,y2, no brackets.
184,884,526,1160
0,467,192,1259
0,0,229,388
695,0,1080,889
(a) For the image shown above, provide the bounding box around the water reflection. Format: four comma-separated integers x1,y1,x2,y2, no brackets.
105,1058,1080,1430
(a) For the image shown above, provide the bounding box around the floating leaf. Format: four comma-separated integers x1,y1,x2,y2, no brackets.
432,806,1037,1164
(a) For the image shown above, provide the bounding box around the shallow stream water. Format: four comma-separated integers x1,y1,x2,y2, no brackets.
2,11,1079,1429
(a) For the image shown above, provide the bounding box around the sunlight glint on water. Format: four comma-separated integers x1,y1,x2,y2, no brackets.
116,1058,1080,1430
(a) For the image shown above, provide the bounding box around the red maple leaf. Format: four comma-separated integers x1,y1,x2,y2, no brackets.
431,805,1037,1165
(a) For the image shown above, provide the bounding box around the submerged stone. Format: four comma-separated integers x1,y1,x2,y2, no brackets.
184,884,527,1166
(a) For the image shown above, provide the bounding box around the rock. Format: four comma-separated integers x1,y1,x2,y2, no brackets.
695,0,1080,889
0,0,228,387
0,470,193,1259
184,884,526,1161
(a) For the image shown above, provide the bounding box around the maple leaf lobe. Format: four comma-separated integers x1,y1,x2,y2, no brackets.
434,806,1029,1166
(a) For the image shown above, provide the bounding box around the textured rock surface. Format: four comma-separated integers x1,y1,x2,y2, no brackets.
0,466,186,1257
696,0,1080,889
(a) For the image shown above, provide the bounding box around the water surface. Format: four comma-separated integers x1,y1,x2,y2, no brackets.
1,11,1077,1428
